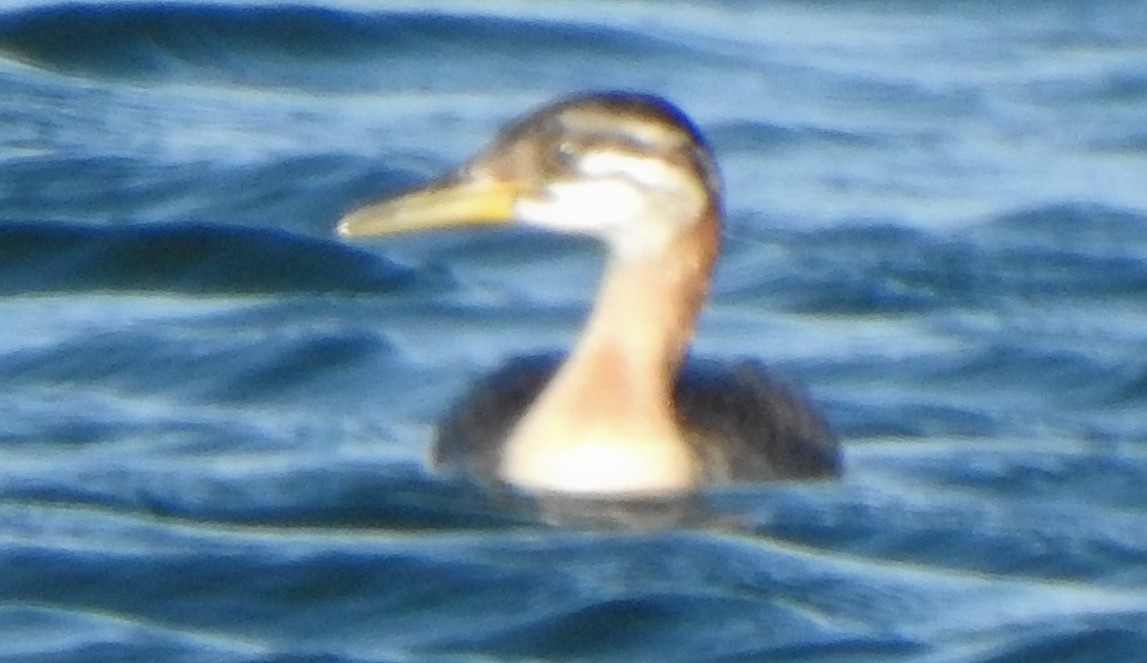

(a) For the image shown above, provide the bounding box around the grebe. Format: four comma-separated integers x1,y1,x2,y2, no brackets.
338,92,840,499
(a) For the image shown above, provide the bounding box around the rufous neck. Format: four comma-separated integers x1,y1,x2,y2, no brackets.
498,205,720,496
574,205,719,394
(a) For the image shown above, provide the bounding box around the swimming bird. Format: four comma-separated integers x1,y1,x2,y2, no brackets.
338,91,840,500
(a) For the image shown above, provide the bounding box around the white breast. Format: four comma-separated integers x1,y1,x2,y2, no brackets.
500,433,698,497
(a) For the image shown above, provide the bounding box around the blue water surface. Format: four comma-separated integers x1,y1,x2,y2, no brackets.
2,1,1147,661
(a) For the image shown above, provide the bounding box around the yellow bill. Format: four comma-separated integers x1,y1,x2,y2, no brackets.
337,175,522,238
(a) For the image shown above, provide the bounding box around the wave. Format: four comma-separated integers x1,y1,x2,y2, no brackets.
709,119,880,154
0,220,418,295
723,202,1147,314
975,203,1147,300
0,3,692,89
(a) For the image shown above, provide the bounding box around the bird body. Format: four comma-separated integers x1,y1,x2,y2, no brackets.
434,354,840,487
338,92,841,499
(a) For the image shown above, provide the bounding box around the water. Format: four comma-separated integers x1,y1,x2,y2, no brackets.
3,1,1147,661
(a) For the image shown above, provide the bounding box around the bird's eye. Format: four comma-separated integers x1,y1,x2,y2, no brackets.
555,141,576,164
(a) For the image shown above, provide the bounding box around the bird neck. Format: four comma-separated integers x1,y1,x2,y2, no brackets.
500,206,721,496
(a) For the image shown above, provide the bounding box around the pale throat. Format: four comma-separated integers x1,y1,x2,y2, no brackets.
498,208,719,496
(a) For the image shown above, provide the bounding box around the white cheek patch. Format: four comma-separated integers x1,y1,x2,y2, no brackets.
516,179,646,234
514,152,705,259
